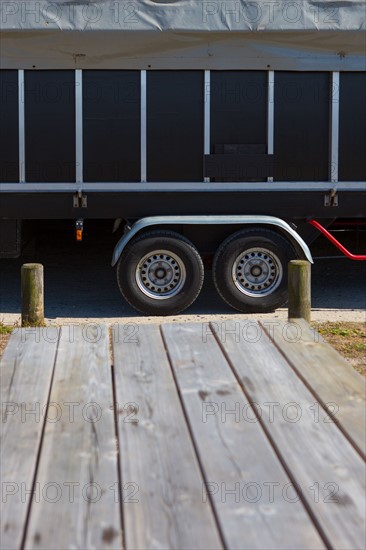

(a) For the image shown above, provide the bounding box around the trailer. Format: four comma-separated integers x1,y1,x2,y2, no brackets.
1,0,365,315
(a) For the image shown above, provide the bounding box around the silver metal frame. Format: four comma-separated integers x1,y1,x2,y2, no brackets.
267,70,275,183
141,70,147,183
204,70,211,182
75,69,83,184
18,69,25,183
4,181,364,194
330,71,340,183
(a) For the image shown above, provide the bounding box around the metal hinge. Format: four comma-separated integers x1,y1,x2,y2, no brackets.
73,189,88,208
324,188,338,207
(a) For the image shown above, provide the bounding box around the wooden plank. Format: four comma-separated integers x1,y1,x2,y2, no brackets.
162,323,325,550
217,320,366,550
1,328,59,550
260,319,366,458
24,325,122,550
112,324,222,550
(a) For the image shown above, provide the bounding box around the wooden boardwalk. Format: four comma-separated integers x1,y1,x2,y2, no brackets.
1,320,365,550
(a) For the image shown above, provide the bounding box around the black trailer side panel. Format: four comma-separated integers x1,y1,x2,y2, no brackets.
339,72,366,181
274,72,330,181
210,71,268,181
25,71,75,182
210,71,267,150
0,71,18,182
83,71,141,182
2,186,365,220
147,71,204,182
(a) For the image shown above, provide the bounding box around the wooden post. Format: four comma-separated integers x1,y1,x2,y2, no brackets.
21,263,44,326
288,260,311,323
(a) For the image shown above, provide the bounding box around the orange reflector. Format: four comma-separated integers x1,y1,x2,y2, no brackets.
76,229,83,242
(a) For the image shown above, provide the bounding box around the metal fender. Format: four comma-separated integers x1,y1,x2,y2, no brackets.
111,215,313,267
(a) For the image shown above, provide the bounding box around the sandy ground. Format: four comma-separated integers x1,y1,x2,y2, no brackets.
1,222,365,326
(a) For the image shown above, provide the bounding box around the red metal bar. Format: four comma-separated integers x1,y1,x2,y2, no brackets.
308,219,366,260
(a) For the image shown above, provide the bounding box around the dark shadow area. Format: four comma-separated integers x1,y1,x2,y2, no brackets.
1,220,365,318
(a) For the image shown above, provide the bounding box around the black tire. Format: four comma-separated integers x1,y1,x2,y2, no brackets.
116,230,204,315
213,229,297,313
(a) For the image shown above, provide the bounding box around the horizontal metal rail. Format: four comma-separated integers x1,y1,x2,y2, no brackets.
1,182,365,193
308,219,366,260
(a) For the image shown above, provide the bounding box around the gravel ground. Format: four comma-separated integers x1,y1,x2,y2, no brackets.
1,222,365,326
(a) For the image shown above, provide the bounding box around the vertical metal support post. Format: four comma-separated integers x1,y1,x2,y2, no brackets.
18,70,25,183
330,72,340,183
75,69,83,184
141,70,147,183
267,70,275,183
204,70,211,182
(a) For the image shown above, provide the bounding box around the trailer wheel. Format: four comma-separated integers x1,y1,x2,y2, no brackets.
116,231,204,315
213,229,297,313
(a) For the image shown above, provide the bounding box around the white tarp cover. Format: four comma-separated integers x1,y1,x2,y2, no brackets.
0,1,365,69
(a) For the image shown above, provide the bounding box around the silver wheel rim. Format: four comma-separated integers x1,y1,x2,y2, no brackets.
136,250,186,300
232,247,283,297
